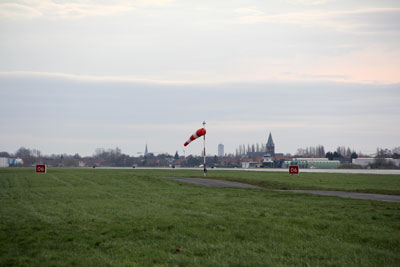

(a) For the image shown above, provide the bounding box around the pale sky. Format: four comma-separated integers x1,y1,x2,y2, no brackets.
0,0,399,156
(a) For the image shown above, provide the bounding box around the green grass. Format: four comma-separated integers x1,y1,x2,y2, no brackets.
0,168,399,266
168,169,400,195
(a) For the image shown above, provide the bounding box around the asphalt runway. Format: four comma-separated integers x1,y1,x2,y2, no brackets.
166,177,400,203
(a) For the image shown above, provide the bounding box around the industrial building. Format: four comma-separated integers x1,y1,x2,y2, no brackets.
283,158,340,169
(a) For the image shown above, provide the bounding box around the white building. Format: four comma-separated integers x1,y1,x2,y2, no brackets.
0,158,24,167
0,157,10,168
352,158,400,168
218,144,224,157
283,158,340,169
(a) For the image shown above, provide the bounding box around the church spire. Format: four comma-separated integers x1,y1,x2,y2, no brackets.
144,144,148,156
266,132,275,156
267,132,274,147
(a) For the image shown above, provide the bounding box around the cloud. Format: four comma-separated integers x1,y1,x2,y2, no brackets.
0,3,42,19
231,7,400,34
316,45,400,84
225,43,400,84
233,7,264,16
0,71,209,86
287,0,330,5
0,71,399,155
134,0,174,7
1,71,399,121
0,0,136,19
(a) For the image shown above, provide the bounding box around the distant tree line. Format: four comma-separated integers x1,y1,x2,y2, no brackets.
296,145,326,157
323,146,358,160
1,147,239,168
2,145,399,169
369,147,400,169
375,147,400,159
235,143,266,157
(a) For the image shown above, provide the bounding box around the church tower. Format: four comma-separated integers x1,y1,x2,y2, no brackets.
144,144,148,156
266,132,275,156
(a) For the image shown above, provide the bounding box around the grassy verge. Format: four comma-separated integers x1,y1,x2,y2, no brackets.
163,168,400,195
1,168,399,266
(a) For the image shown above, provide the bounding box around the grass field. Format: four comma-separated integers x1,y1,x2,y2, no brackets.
169,169,400,195
1,168,399,266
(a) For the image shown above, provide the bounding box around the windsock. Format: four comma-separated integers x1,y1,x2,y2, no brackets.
184,128,206,146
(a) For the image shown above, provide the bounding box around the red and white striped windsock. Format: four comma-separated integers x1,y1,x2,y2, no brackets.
184,128,206,146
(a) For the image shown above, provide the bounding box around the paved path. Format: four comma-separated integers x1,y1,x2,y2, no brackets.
97,167,400,175
166,177,400,203
166,177,264,189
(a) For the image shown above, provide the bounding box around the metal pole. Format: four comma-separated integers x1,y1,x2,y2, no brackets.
203,121,207,176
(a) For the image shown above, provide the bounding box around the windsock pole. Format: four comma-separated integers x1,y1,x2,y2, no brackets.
203,121,207,176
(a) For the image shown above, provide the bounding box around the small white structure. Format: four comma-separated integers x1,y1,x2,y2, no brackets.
241,161,262,168
0,157,10,168
15,158,24,165
352,158,374,167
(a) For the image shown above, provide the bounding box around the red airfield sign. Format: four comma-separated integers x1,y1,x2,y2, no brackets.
36,164,47,173
289,165,299,175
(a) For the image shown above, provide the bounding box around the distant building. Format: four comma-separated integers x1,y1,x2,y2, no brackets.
352,158,373,167
219,156,240,168
144,144,148,156
283,158,340,169
0,157,23,168
353,158,400,168
0,157,9,168
262,132,276,167
266,132,275,156
242,157,264,168
218,144,224,157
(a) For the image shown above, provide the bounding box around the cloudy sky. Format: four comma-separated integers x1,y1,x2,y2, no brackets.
0,0,399,157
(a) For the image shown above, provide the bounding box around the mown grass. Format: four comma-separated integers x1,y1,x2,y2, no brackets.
167,168,400,195
0,168,399,266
